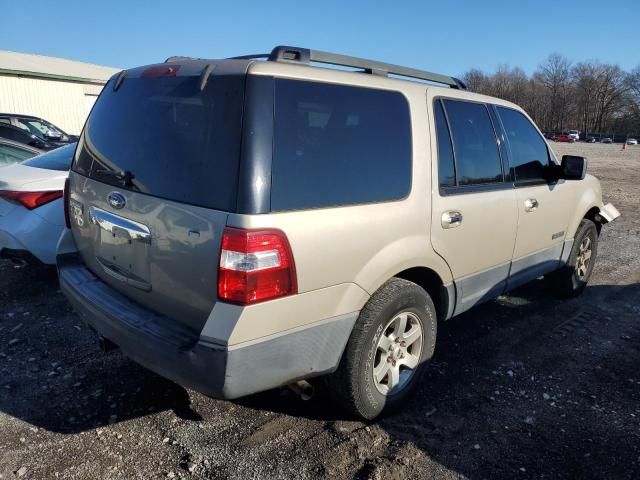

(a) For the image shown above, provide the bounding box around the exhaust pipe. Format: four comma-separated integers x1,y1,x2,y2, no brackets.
288,380,314,401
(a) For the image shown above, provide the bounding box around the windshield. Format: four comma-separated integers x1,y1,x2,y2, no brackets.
22,143,76,171
73,73,245,211
15,118,63,139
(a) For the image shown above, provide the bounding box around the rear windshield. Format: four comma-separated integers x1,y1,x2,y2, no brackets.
23,143,76,171
73,72,245,211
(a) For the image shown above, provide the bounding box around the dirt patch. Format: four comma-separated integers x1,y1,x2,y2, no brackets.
1,143,639,479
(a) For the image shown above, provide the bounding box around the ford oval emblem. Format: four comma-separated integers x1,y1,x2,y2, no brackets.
107,192,126,210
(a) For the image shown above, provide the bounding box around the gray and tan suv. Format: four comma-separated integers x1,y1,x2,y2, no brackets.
58,46,620,420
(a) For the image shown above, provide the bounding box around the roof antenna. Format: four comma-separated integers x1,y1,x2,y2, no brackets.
199,64,215,91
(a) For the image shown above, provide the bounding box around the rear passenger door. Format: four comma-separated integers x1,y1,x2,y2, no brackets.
429,98,518,315
494,106,574,290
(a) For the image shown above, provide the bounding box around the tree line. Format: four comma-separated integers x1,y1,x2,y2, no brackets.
462,54,640,137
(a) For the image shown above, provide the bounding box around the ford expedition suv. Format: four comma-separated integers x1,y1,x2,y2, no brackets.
58,46,620,420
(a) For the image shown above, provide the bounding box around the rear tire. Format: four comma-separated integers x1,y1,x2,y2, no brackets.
549,219,598,297
325,278,437,420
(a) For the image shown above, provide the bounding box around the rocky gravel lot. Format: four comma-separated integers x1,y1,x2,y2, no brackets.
1,143,639,479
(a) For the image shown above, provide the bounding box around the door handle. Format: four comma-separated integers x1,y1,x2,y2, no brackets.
441,210,463,229
524,198,539,212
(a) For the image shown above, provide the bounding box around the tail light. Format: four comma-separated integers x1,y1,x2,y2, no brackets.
63,178,71,228
218,227,297,305
0,190,63,210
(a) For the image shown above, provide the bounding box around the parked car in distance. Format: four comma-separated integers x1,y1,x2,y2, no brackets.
552,133,576,143
0,138,42,167
0,124,59,151
567,130,580,141
0,143,75,265
585,136,598,143
0,113,78,145
58,46,620,420
626,138,638,145
600,137,613,144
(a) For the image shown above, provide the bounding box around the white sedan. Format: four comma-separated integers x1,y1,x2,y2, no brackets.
0,143,75,266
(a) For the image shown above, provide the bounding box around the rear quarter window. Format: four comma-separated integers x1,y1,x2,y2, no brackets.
270,79,412,211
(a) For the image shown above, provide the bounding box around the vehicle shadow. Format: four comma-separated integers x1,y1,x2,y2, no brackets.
1,258,638,477
0,261,202,434
241,280,640,478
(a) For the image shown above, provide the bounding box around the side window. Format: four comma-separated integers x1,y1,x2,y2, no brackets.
271,79,412,211
434,100,455,188
496,107,550,183
443,99,502,186
0,125,31,143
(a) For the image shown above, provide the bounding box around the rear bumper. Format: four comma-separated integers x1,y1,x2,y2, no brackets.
0,199,64,265
58,255,357,399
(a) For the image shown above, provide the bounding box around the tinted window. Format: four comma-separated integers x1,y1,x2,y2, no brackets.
22,143,76,171
434,100,455,188
497,107,549,183
74,74,245,211
443,100,502,185
0,125,32,144
271,79,411,210
0,143,37,166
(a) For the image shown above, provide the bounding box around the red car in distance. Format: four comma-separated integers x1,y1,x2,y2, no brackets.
551,133,576,143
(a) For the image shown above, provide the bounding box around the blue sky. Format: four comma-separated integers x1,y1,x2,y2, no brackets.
1,0,637,76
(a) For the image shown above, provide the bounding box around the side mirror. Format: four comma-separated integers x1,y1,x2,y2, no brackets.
44,129,62,140
553,155,587,181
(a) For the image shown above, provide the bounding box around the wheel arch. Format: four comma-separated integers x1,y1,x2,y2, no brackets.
393,266,453,322
583,206,604,235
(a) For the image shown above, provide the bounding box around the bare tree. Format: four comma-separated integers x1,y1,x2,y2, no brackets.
458,57,638,137
573,62,627,134
462,68,487,92
536,54,573,131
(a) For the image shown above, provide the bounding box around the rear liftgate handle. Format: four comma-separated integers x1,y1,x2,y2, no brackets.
441,210,463,229
89,207,151,244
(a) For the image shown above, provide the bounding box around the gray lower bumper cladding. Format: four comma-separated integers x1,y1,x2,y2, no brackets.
58,255,358,399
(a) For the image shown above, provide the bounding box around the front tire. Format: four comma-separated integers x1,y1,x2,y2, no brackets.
325,278,437,420
549,219,598,297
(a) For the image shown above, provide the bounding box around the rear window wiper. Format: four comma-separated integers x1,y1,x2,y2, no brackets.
95,169,135,187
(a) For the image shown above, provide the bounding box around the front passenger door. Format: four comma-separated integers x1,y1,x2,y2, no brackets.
494,106,574,290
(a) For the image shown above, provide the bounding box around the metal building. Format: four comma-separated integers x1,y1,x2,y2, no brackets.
0,50,120,135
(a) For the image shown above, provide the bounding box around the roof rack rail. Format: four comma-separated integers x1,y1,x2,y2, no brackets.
231,46,466,89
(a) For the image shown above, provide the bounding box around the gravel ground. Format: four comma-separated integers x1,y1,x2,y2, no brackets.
1,143,639,480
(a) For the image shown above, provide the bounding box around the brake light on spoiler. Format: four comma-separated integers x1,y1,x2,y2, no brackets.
218,227,297,305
